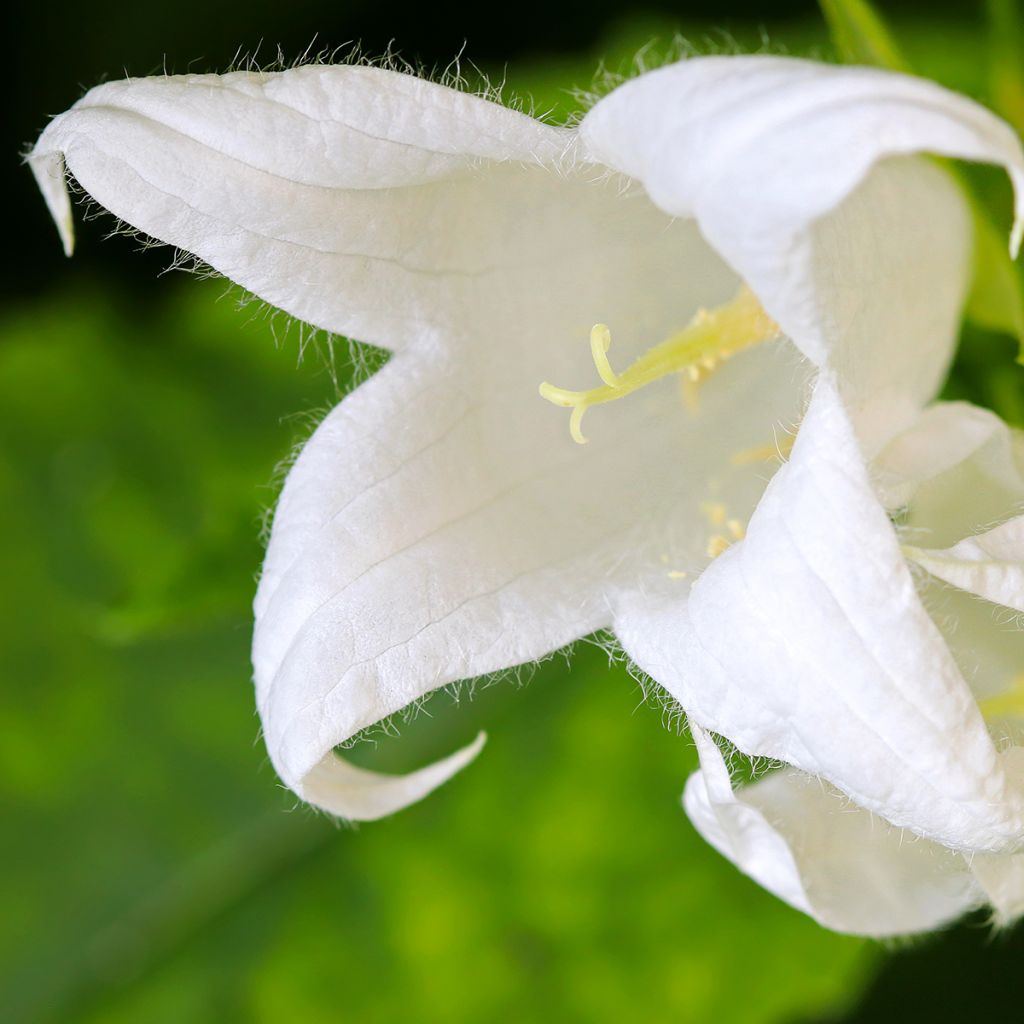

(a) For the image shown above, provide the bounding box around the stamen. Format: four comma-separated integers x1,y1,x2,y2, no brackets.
681,371,703,416
568,404,588,446
539,286,781,444
980,675,1024,721
706,534,731,559
701,501,728,528
730,435,796,466
589,324,620,387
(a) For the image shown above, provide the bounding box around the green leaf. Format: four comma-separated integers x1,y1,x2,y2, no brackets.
988,0,1024,139
962,186,1024,362
818,0,909,71
821,0,1024,361
0,285,876,1024
972,1,1024,361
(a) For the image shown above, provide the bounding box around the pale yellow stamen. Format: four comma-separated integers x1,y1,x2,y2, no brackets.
681,372,703,416
731,445,781,466
667,570,689,580
706,534,731,559
730,434,797,466
980,674,1024,721
727,518,746,541
539,286,781,444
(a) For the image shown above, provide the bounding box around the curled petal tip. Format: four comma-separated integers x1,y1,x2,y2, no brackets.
29,147,75,257
296,730,490,822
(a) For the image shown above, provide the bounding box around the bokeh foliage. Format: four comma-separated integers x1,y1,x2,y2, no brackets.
0,287,873,1023
3,5,1024,1024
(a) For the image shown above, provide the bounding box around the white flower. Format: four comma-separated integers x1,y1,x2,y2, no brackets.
649,381,1024,935
30,55,1024,933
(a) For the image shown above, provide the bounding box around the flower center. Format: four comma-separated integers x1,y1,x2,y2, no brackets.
539,286,781,444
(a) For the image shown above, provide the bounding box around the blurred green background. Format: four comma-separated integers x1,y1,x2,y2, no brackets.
5,2,1024,1022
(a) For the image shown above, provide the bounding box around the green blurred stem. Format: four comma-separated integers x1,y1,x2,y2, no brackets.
817,0,909,71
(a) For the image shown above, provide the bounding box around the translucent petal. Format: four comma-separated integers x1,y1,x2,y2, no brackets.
617,380,1024,853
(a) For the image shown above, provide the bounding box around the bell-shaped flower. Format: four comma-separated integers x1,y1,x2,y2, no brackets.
29,55,1024,931
645,380,1024,935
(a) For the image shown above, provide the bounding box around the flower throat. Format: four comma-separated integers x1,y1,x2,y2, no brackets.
539,286,781,444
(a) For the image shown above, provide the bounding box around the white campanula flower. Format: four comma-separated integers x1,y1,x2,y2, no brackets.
30,55,1024,934
651,381,1024,935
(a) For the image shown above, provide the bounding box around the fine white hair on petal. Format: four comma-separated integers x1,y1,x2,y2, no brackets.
255,338,806,818
970,813,1024,926
28,64,573,347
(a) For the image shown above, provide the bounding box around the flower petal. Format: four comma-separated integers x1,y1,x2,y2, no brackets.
873,402,1019,511
877,401,1024,550
905,516,1024,612
919,571,1024,727
581,56,1022,437
256,328,807,819
30,65,570,347
683,724,986,936
970,837,1024,926
616,378,1024,852
253,355,613,818
300,732,487,821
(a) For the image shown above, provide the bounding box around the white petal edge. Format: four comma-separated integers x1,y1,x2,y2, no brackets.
684,724,997,936
873,402,1016,509
580,56,1023,380
905,515,1024,613
255,338,806,819
881,401,1024,547
29,65,570,346
298,731,486,821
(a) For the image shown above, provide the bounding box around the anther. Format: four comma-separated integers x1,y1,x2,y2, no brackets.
730,434,796,466
979,674,1024,721
706,534,730,559
701,501,728,527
